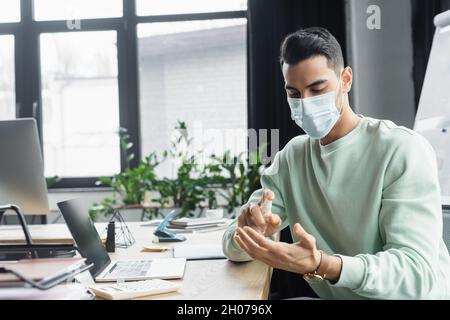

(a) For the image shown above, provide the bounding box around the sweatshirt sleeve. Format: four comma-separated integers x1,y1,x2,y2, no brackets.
332,133,444,299
223,152,288,262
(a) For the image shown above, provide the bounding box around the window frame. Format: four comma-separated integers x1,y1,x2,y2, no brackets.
0,0,247,189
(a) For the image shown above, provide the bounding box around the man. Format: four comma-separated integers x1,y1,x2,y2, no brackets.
222,27,450,299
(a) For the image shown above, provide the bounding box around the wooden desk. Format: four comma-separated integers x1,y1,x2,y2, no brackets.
0,222,273,300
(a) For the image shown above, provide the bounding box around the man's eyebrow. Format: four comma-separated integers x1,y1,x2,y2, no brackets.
284,85,299,91
306,79,328,88
285,79,329,91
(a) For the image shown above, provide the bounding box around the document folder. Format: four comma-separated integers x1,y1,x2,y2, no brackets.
0,257,93,290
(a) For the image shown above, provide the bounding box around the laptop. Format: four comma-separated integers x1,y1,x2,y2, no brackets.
57,199,186,282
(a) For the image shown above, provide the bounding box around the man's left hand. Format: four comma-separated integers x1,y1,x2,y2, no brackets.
235,223,321,275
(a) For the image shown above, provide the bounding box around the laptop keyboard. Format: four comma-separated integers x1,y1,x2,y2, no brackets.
108,260,152,278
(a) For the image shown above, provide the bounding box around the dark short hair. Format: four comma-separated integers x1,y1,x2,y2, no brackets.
280,27,344,74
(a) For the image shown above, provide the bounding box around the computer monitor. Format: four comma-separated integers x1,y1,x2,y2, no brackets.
0,118,49,215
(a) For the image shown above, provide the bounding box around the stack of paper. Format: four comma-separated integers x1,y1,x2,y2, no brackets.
167,217,231,233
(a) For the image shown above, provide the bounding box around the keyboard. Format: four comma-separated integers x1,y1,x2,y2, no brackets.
89,279,181,300
108,260,152,278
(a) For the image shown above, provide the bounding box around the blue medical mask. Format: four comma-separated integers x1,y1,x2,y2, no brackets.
287,85,343,140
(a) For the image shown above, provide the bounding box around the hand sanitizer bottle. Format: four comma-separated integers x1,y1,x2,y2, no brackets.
261,189,275,219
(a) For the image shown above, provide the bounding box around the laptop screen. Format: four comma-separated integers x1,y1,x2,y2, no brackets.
58,199,111,277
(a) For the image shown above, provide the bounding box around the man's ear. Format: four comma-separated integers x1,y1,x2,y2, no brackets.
341,66,353,94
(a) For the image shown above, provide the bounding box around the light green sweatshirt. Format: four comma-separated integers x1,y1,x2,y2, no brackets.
222,116,450,300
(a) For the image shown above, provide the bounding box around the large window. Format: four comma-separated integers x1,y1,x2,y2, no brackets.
136,0,247,16
138,19,247,177
0,0,19,120
33,0,123,21
0,35,15,120
0,0,20,23
40,31,120,178
0,0,247,188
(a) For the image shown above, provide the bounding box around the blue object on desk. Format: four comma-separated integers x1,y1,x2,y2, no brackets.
153,210,186,242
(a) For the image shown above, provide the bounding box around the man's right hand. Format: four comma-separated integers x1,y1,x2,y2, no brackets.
237,190,281,238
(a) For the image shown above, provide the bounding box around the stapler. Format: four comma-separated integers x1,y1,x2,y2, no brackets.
153,210,186,242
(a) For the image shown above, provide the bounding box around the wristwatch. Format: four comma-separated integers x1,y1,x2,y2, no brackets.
303,250,330,282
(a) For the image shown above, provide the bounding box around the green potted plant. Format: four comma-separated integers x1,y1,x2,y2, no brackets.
46,176,61,189
206,144,268,217
151,121,212,218
89,122,268,222
89,128,161,221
